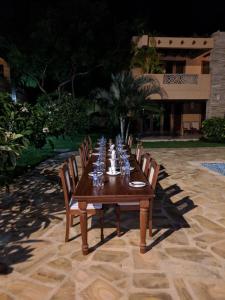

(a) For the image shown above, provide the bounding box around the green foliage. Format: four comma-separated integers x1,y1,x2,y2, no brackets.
93,71,163,140
0,128,28,171
131,42,163,74
38,92,89,137
0,92,48,149
202,117,225,142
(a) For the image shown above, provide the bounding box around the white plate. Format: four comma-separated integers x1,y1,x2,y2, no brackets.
88,171,103,177
106,171,121,176
93,162,104,166
129,181,146,188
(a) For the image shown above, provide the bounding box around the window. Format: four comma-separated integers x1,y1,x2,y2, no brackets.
202,61,210,74
175,61,185,73
164,61,186,73
0,65,3,78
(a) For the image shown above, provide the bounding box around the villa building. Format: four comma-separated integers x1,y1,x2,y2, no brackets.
132,31,225,136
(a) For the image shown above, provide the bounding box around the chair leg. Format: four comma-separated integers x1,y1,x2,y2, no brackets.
65,214,70,242
115,205,121,237
149,202,152,238
100,210,104,242
70,215,73,227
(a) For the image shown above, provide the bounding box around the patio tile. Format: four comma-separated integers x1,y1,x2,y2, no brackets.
133,272,169,289
31,267,66,285
47,257,72,272
165,247,221,266
92,250,129,263
50,280,75,300
4,279,52,300
162,260,222,280
174,278,193,300
189,280,225,300
57,240,81,256
192,215,225,233
0,291,13,300
193,233,224,244
129,292,173,300
90,264,126,281
132,249,162,270
80,278,122,300
163,229,189,245
211,241,225,259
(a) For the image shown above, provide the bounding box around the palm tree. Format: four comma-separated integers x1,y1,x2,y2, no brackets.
93,71,164,141
131,46,163,74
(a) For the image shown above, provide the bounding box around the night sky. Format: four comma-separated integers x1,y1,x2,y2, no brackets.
1,0,225,37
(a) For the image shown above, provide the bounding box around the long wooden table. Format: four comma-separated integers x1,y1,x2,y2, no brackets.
73,152,154,255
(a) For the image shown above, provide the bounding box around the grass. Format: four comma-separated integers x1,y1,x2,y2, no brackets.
142,140,225,148
16,134,98,169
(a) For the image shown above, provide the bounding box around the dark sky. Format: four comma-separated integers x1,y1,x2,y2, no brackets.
0,0,225,37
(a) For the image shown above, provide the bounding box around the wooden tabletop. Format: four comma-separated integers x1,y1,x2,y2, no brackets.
74,152,154,203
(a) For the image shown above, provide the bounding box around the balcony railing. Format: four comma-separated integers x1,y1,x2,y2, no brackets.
163,74,198,84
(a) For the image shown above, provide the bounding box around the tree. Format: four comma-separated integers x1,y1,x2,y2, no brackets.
94,71,163,141
131,36,163,74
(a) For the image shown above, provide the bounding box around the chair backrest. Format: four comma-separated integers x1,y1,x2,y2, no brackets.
59,163,72,212
141,153,151,176
148,159,160,191
87,135,93,152
79,144,88,172
68,155,79,192
83,139,89,160
191,121,200,130
136,143,143,164
127,135,133,149
183,121,191,130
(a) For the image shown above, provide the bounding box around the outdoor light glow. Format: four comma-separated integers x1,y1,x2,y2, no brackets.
11,88,17,102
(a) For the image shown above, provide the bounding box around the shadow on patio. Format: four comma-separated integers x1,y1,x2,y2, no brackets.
0,155,68,274
88,164,197,252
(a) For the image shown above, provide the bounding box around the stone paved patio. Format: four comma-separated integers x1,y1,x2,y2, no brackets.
1,147,225,299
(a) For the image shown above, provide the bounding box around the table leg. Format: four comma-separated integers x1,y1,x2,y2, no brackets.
79,202,89,255
140,199,149,254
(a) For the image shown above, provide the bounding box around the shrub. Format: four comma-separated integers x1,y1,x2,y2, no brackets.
38,92,89,137
202,117,225,142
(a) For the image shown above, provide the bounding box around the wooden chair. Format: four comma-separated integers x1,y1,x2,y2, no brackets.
59,163,104,242
79,144,88,172
147,159,160,237
127,135,133,149
83,139,90,160
141,153,152,177
68,155,79,192
135,143,143,165
116,158,159,237
87,135,93,154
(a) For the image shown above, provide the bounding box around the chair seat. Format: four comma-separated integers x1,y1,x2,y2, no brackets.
118,202,139,206
70,199,102,210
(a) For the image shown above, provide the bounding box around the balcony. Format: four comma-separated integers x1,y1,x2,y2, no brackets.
149,73,211,100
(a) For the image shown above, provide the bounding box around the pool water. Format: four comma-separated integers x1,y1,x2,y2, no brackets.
201,162,225,176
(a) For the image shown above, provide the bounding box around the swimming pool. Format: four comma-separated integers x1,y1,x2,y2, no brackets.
201,162,225,176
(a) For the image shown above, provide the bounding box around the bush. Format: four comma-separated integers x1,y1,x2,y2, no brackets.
38,92,89,137
202,117,225,142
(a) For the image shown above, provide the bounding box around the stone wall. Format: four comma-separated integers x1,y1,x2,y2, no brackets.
207,31,225,118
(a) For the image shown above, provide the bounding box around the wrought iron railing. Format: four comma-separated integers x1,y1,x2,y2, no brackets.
163,74,198,84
